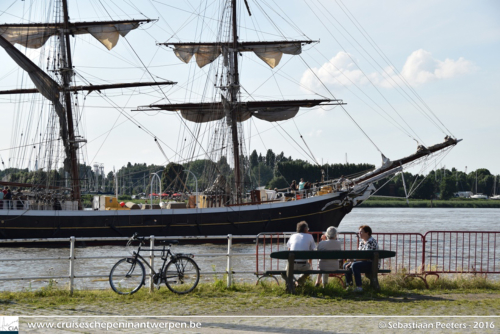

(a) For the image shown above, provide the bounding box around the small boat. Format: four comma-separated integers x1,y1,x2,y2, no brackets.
471,171,488,199
491,175,500,200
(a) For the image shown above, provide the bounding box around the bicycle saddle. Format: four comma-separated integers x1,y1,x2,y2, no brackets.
159,240,179,245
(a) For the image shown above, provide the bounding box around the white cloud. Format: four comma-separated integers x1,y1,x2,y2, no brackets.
300,51,368,89
300,50,477,89
307,129,323,137
401,49,477,85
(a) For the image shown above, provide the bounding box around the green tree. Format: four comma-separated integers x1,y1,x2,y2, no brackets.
268,176,288,189
251,163,274,187
411,175,436,199
265,149,276,169
162,162,186,192
249,150,258,169
217,156,232,176
276,151,287,163
439,176,456,199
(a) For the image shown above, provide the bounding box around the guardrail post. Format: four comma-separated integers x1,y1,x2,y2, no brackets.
69,236,75,295
149,235,155,292
227,234,233,287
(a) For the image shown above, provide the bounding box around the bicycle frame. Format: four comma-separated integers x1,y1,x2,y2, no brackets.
127,240,195,283
110,234,200,295
129,243,172,278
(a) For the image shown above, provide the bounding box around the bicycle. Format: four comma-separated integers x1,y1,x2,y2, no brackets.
109,233,200,295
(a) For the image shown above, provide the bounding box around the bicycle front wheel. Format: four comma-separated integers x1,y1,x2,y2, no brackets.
109,258,145,295
163,256,200,294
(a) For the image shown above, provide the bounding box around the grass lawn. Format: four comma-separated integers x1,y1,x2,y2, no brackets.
1,274,499,316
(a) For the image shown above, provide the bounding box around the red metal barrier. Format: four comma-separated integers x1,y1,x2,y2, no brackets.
372,233,425,275
424,231,500,276
255,231,500,288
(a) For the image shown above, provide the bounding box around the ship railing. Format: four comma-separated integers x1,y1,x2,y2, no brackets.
0,200,79,211
0,234,254,295
0,200,30,211
288,187,319,201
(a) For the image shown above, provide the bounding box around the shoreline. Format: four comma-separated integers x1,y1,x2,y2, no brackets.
360,198,500,208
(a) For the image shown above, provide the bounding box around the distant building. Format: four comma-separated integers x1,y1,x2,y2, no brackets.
454,191,473,198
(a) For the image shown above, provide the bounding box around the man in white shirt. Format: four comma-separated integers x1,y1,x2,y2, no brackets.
286,221,316,286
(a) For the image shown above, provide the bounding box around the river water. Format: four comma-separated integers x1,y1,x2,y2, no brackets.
1,208,498,291
337,207,499,234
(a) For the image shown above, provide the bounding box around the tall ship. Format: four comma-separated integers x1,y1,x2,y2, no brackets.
0,0,459,240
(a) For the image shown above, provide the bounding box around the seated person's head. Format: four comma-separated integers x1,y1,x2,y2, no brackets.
359,225,372,236
324,226,337,240
297,221,309,233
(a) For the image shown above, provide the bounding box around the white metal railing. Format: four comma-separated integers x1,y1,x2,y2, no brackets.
0,200,30,210
0,234,255,294
0,200,78,211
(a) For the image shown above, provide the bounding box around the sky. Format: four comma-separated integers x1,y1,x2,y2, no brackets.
0,0,499,178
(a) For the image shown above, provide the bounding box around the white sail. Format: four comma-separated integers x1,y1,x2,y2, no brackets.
180,109,225,123
251,106,299,122
147,101,325,123
172,42,303,69
0,21,141,50
179,107,296,123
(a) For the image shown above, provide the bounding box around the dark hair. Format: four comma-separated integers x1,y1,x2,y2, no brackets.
297,221,309,233
359,225,372,236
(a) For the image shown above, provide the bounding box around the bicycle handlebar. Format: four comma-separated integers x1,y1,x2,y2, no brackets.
128,233,179,246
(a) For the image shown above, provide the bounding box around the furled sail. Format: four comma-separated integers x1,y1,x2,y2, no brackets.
0,19,152,50
0,34,70,167
138,99,342,123
165,40,313,69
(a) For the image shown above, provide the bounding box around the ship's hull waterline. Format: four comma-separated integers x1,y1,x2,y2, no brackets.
0,192,357,242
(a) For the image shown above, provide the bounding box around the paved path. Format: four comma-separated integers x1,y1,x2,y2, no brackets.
3,293,498,333
17,315,499,333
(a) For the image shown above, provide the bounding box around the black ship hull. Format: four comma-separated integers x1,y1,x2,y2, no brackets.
0,191,365,242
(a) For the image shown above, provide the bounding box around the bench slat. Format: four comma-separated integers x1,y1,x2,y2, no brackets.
260,269,391,275
270,250,396,260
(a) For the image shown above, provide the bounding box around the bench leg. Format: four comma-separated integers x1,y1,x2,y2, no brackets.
369,252,380,291
286,253,296,294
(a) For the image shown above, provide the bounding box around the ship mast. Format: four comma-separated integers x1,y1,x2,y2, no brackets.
61,0,82,209
0,2,174,207
143,0,346,204
230,0,242,203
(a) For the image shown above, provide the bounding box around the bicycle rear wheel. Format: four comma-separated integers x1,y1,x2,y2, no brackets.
163,256,200,294
109,258,145,295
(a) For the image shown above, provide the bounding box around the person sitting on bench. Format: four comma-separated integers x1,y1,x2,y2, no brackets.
314,226,341,287
285,221,316,286
344,225,379,292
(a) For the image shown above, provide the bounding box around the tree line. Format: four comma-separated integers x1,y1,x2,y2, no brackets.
372,168,498,200
1,149,498,200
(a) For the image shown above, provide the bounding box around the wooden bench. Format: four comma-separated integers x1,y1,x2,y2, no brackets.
265,250,396,293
